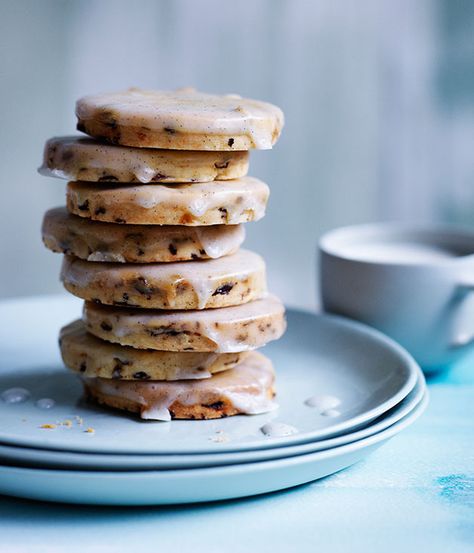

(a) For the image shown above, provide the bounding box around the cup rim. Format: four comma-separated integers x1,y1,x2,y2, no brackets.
319,222,474,267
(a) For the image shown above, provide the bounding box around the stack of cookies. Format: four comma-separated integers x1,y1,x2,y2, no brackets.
40,88,286,421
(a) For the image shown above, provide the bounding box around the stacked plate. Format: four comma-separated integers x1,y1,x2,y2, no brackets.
0,296,427,505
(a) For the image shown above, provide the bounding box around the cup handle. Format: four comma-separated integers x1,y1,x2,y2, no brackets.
450,282,474,348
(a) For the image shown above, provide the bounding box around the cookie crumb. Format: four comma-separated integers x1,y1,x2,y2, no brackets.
62,419,73,428
84,427,95,434
40,423,57,430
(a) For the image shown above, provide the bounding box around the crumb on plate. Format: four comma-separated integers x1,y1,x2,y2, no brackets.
209,431,230,443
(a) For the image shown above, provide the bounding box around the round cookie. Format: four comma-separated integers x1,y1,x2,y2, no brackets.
76,87,284,151
60,320,245,381
66,177,269,226
39,136,249,183
61,250,267,310
83,295,286,352
81,351,276,420
42,207,245,263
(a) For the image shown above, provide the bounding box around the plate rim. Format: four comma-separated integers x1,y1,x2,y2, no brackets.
0,297,421,454
0,370,426,469
0,391,428,479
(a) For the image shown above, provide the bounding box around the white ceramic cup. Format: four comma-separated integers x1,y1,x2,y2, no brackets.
319,223,474,372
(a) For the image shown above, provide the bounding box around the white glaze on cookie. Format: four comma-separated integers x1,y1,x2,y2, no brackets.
83,295,286,352
66,177,269,226
61,249,267,310
76,88,284,150
39,136,249,183
60,320,245,380
42,207,245,263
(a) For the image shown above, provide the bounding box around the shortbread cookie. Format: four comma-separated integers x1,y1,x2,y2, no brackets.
82,351,276,420
76,88,284,151
61,250,266,310
39,136,249,183
83,295,286,352
60,320,245,381
66,177,269,226
42,207,245,263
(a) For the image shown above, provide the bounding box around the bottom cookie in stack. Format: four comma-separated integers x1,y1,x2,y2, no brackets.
59,319,279,421
82,352,276,421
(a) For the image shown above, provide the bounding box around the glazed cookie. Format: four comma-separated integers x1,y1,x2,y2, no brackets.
83,295,286,352
42,207,245,263
39,136,249,183
60,320,245,381
82,351,276,420
76,88,284,151
66,177,269,226
61,250,266,310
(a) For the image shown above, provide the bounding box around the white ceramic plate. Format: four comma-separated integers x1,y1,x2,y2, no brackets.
0,296,418,454
0,394,428,505
0,373,426,470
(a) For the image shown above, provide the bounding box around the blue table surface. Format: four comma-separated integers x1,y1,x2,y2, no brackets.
0,349,473,553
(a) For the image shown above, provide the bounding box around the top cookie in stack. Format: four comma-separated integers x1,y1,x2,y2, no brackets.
75,87,283,150
40,87,286,421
